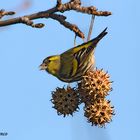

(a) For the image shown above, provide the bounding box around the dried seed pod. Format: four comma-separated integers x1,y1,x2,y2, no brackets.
78,69,112,104
51,86,80,117
84,98,114,127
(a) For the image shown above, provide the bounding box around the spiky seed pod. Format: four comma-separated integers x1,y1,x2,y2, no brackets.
51,86,80,117
77,82,93,104
78,69,112,104
84,98,114,127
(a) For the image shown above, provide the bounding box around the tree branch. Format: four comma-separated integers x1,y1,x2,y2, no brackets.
0,0,111,38
0,9,15,19
49,14,85,38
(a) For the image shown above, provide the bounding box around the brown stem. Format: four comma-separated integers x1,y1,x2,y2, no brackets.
0,0,111,38
0,9,15,19
50,14,85,38
0,7,57,27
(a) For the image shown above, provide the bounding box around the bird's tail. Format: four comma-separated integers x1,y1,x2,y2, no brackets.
90,27,108,46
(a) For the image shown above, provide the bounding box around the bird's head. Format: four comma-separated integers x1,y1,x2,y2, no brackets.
40,55,60,76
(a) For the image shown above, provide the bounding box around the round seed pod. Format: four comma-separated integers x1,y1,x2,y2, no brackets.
84,98,114,127
51,86,80,117
78,69,112,104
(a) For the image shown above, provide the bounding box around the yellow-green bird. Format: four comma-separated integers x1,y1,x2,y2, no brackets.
40,28,107,83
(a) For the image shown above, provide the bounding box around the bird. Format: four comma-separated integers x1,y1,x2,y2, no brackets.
40,28,108,83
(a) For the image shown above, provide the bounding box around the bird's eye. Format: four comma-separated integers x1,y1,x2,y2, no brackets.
48,60,51,63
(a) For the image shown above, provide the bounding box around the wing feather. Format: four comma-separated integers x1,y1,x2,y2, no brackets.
60,41,95,78
60,52,78,78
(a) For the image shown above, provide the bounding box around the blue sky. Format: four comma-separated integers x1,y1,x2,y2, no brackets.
0,0,139,140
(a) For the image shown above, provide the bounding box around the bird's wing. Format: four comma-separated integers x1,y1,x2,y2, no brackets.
61,27,108,69
59,28,108,80
73,43,95,67
60,42,95,78
60,52,78,78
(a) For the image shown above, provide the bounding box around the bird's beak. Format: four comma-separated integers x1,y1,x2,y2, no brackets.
39,63,47,70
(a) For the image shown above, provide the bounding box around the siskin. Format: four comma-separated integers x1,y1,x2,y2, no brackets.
40,28,107,83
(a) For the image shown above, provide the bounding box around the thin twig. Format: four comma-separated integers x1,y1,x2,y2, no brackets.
21,16,44,28
0,9,15,19
50,14,85,38
87,15,95,41
74,34,77,47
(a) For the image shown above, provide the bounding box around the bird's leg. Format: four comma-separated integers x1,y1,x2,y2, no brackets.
87,15,95,41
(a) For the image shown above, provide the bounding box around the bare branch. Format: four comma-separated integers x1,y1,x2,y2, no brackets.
0,0,111,38
0,7,57,27
0,9,15,19
57,1,111,16
49,14,85,38
21,16,44,28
